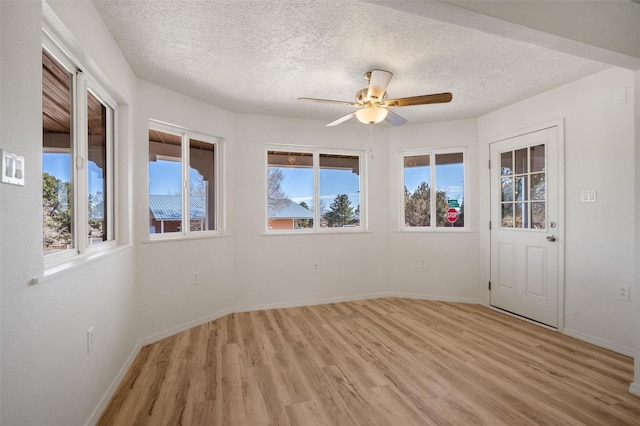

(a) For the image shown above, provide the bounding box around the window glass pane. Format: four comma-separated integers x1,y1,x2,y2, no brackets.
320,154,360,228
149,129,182,234
501,177,513,202
42,50,74,255
515,203,528,228
435,153,464,227
404,154,430,227
515,176,526,201
530,173,545,201
530,144,545,173
87,90,108,246
531,202,546,229
515,148,528,174
189,139,215,231
501,203,513,227
267,151,313,230
501,151,513,176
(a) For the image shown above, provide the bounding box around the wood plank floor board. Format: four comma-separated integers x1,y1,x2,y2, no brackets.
98,298,640,425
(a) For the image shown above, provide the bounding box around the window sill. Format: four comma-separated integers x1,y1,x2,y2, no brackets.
32,243,133,285
143,232,232,244
261,229,372,236
395,227,472,233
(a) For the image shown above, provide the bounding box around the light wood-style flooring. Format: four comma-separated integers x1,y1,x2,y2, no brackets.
98,298,640,425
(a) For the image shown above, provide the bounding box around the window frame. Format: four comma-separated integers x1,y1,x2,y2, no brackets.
42,31,118,267
399,147,468,232
265,145,367,234
147,120,224,240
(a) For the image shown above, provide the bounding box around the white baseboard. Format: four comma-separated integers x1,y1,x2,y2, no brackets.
630,382,640,397
391,292,482,305
235,292,481,314
562,327,634,357
140,307,235,346
85,340,142,426
233,292,393,313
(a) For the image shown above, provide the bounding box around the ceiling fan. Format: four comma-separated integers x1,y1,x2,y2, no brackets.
298,69,452,127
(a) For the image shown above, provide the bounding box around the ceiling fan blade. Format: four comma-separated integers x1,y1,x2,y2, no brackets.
367,69,393,102
384,109,407,126
326,112,356,127
385,92,453,107
298,97,358,107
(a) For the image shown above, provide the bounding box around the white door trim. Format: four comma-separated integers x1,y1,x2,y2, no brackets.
488,119,565,332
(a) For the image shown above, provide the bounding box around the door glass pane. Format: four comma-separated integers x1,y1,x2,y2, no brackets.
404,154,430,227
501,151,513,176
267,151,313,230
42,50,74,255
189,138,215,231
149,129,182,234
501,203,513,227
515,148,528,174
320,154,360,228
530,144,545,173
515,203,528,228
530,173,545,201
515,176,526,201
501,177,513,201
531,202,546,229
87,90,108,246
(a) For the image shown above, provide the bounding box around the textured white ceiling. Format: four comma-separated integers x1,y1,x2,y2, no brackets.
92,0,610,125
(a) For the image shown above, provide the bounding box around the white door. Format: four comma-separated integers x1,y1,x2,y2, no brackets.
490,126,560,328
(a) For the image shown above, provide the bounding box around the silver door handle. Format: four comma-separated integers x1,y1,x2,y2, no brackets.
546,235,557,242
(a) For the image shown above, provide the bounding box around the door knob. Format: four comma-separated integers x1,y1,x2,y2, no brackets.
546,235,557,242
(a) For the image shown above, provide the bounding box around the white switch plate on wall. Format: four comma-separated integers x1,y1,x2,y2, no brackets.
580,190,596,203
1,149,25,186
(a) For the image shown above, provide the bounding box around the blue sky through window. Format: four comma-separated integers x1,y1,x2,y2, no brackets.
43,153,105,195
405,163,464,204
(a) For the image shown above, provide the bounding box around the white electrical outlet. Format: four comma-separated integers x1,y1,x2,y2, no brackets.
617,285,631,301
420,259,427,269
192,272,200,285
313,261,319,272
617,285,630,301
87,326,95,355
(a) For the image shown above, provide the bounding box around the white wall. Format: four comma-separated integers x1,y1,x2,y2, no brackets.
386,120,482,302
478,67,636,355
0,1,139,425
135,80,237,342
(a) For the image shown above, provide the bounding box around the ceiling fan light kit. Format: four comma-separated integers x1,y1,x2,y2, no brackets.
298,69,453,127
355,105,388,124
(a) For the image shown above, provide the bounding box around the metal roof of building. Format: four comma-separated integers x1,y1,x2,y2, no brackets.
149,195,205,220
268,199,313,219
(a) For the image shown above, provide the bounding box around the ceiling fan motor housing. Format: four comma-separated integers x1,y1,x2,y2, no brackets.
356,88,387,105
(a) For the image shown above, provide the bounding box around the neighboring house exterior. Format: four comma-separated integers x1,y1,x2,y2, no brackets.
149,194,206,233
268,199,314,229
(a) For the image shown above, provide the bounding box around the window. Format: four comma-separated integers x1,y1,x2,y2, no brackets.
500,145,545,229
267,148,364,231
401,149,465,229
42,39,116,262
148,122,220,237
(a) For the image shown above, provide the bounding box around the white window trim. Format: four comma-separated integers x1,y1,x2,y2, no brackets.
398,147,468,232
42,31,118,268
265,144,367,234
148,120,224,241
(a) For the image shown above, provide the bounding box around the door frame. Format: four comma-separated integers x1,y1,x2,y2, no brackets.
487,119,566,332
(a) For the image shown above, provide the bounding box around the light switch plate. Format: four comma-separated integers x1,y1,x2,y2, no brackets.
580,190,596,203
1,149,25,186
